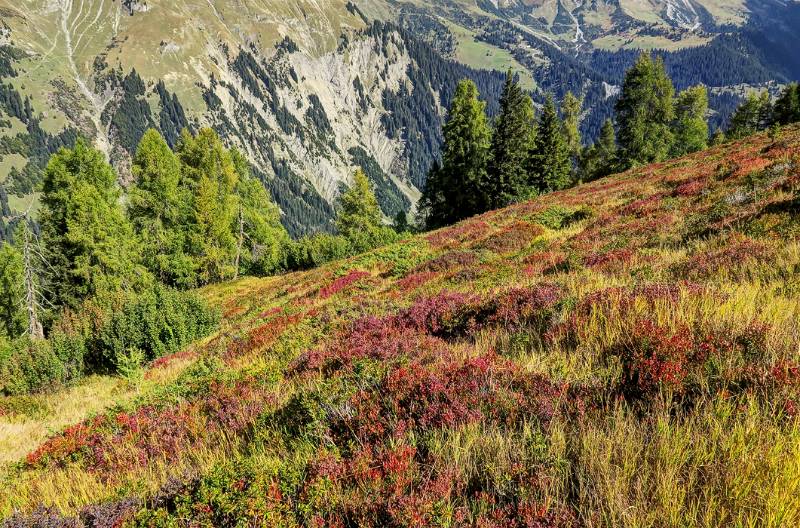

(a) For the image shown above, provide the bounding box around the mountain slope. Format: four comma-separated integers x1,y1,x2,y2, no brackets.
1,0,798,238
2,126,799,525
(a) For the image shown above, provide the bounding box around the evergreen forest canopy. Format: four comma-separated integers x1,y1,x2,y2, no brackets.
420,54,800,229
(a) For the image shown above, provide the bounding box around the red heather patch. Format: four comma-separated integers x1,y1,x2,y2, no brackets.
396,271,439,292
411,251,478,274
674,178,707,197
426,220,492,249
26,381,277,478
398,290,485,338
583,248,636,272
342,352,568,443
147,348,197,373
319,270,371,299
620,193,667,218
478,222,545,253
675,236,772,279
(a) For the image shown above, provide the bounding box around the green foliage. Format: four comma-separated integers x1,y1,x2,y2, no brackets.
580,118,618,182
336,170,383,239
529,95,572,193
671,86,709,157
535,205,592,230
616,54,676,168
286,233,352,271
561,91,583,157
486,70,537,209
727,91,773,140
129,129,195,288
773,83,800,126
177,128,240,285
0,242,25,339
0,334,84,396
232,150,290,276
40,139,150,310
88,286,218,373
420,79,491,229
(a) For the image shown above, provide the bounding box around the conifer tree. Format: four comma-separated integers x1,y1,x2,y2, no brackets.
336,169,382,237
773,83,800,126
671,85,709,157
580,118,617,182
561,91,583,158
529,94,572,193
486,70,537,209
727,92,772,140
0,242,25,339
129,129,195,287
177,128,239,285
40,140,148,308
616,53,675,168
231,149,290,276
421,79,491,229
336,169,395,252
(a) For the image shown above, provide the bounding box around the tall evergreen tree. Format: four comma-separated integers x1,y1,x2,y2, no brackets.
561,91,583,159
486,70,537,209
773,83,800,126
336,169,382,237
40,140,148,309
580,118,618,182
129,129,195,288
231,149,290,276
529,94,572,193
727,91,772,140
0,242,25,339
671,85,709,157
615,53,675,168
420,79,491,229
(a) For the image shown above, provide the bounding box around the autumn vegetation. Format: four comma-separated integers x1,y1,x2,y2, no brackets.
0,120,798,526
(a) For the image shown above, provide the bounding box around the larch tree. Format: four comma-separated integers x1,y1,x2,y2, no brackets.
671,85,709,157
561,91,584,159
129,129,195,288
40,140,148,309
615,53,675,168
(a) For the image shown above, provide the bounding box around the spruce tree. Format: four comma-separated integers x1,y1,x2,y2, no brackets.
727,92,772,140
41,140,148,308
615,53,675,168
529,94,572,193
0,242,25,339
580,118,617,182
671,85,709,157
486,70,537,209
773,84,800,126
421,79,491,229
561,91,583,159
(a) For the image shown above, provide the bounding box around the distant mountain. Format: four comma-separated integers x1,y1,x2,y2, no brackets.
1,0,798,236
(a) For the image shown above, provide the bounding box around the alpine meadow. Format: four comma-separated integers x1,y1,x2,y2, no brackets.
1,1,800,527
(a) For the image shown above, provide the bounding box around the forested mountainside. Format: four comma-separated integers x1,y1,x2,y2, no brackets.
1,0,799,236
2,123,799,527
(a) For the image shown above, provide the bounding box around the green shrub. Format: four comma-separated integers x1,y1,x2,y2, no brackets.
89,286,219,373
535,205,592,230
0,286,218,395
0,335,84,396
285,233,352,270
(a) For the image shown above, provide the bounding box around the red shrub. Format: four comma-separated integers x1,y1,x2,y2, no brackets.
478,222,544,253
319,270,371,299
411,251,478,274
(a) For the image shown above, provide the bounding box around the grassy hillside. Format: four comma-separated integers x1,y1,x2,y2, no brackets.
2,126,800,526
